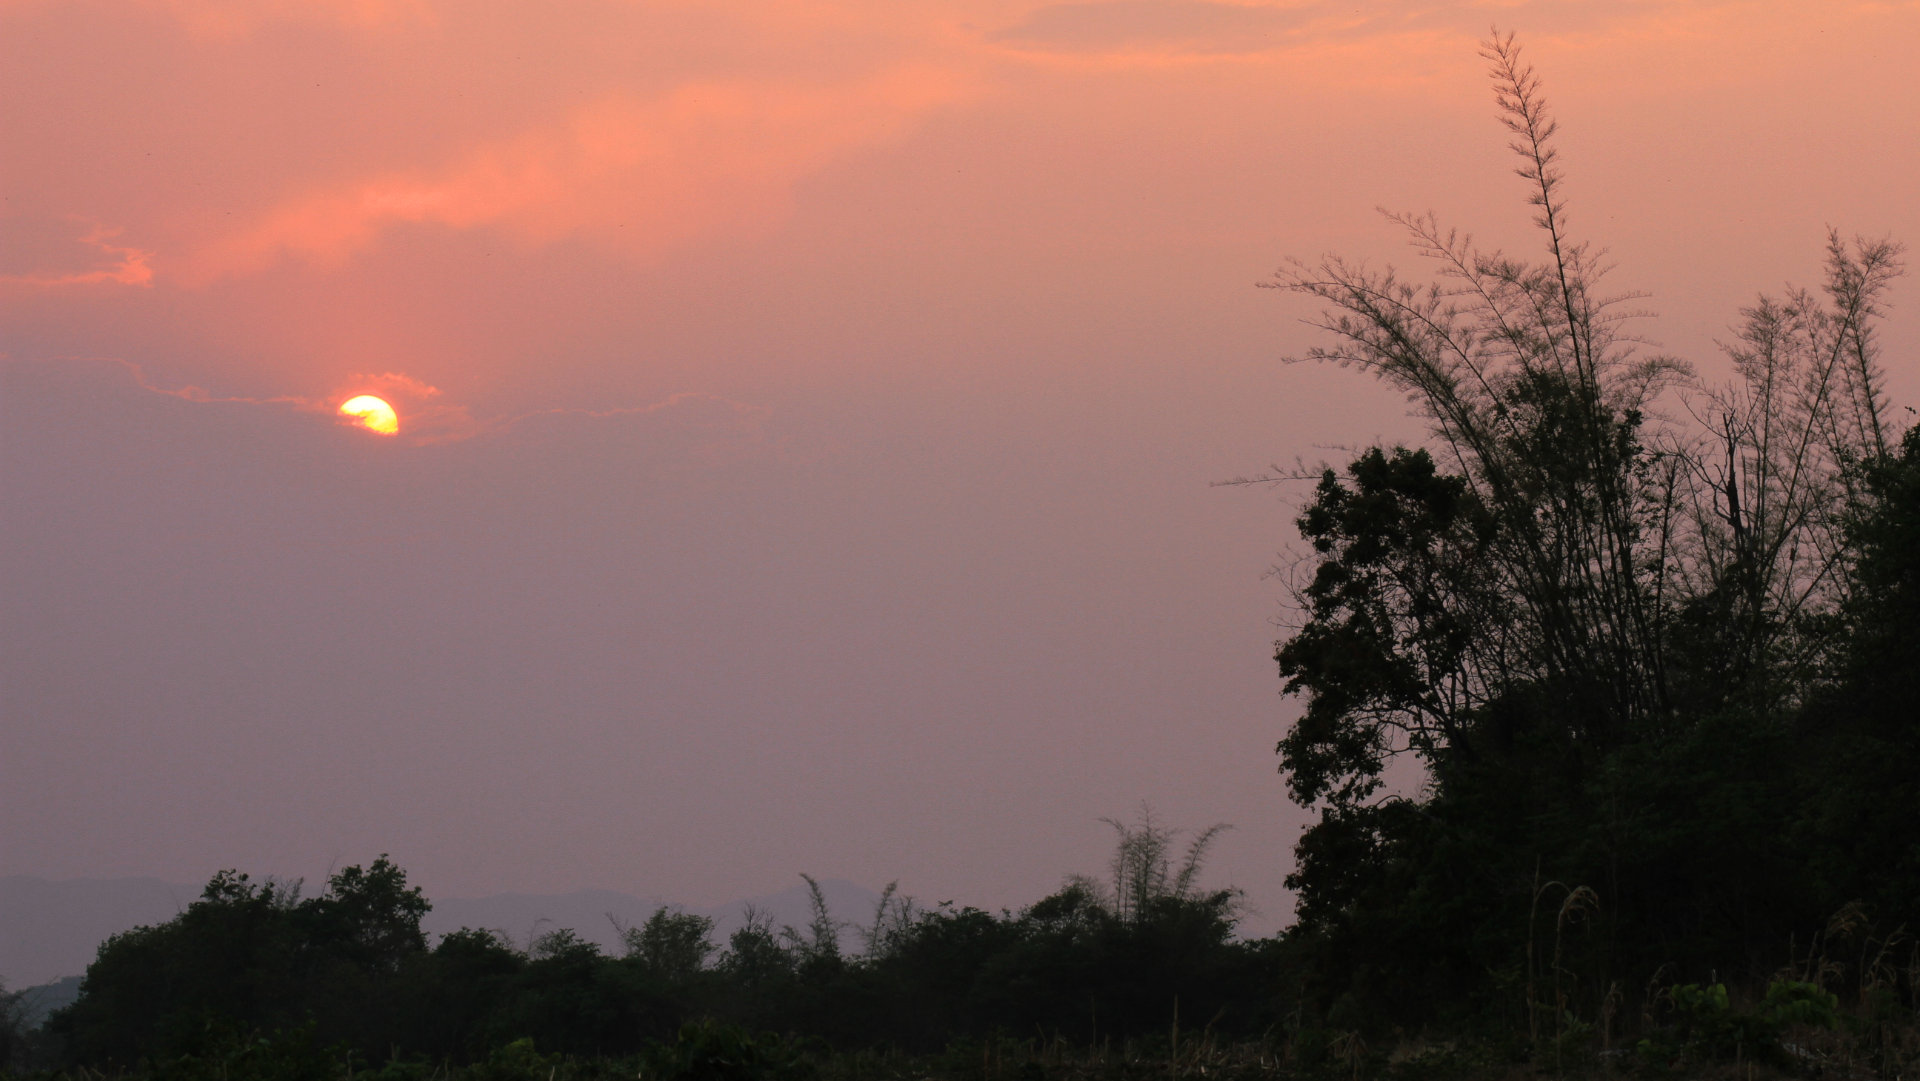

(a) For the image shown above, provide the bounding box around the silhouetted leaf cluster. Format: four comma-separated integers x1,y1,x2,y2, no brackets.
37,854,1276,1075
1256,32,1920,1072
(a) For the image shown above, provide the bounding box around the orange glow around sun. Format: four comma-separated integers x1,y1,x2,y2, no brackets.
338,394,400,435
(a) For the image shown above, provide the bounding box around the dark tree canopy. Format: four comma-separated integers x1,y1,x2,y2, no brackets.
40,837,1272,1074
1261,31,1912,1036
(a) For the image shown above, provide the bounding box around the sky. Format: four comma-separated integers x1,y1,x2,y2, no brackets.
4,0,1919,939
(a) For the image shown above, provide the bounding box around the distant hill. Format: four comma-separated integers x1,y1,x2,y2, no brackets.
1,876,199,988
2,874,883,991
13,974,83,1030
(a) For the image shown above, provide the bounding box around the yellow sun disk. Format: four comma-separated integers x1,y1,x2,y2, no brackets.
339,395,399,435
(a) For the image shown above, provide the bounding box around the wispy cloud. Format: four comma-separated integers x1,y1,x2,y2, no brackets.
192,66,976,279
0,225,154,288
7,357,768,449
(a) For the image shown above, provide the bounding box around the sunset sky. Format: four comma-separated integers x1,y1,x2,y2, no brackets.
5,0,1918,936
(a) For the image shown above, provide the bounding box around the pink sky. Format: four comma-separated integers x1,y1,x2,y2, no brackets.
4,0,1918,938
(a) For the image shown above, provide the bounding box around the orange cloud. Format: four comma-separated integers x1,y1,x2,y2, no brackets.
329,372,463,441
0,225,154,288
196,64,976,278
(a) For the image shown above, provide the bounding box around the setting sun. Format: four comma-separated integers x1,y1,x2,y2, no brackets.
338,394,399,435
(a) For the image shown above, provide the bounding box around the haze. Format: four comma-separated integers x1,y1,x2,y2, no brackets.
5,0,1918,938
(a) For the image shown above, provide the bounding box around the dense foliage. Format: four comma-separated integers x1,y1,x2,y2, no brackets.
1258,29,1919,1060
26,819,1277,1076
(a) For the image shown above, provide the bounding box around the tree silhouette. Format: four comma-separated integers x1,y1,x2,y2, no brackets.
1258,30,1907,1032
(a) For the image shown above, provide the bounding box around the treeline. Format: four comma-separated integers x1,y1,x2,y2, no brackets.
16,819,1280,1076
